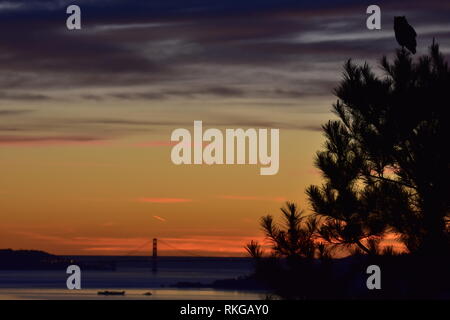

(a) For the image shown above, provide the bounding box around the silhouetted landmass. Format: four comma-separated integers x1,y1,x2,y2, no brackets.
0,249,73,270
0,249,115,270
247,255,450,299
170,254,449,298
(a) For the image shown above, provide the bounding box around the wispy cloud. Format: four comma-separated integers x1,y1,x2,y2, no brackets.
0,135,106,146
0,109,34,116
0,91,51,101
153,215,167,222
1,0,445,143
1,0,447,96
0,2,23,11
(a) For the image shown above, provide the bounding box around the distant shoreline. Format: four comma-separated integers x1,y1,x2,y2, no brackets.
0,248,255,272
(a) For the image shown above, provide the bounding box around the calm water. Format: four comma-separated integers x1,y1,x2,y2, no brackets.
0,288,265,300
0,256,265,300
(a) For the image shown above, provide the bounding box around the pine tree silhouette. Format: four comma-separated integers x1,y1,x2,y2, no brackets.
307,41,450,256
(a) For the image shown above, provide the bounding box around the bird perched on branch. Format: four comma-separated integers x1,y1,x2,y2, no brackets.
394,16,417,54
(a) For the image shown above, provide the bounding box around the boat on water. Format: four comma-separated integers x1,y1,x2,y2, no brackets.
97,290,125,296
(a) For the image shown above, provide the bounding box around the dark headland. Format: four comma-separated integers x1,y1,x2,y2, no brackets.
0,249,114,270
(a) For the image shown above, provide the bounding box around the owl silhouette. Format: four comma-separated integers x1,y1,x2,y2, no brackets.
394,16,417,54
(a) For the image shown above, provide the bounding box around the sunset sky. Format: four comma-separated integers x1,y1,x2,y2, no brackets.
0,0,449,256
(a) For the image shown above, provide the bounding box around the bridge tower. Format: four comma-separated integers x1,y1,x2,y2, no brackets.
152,238,158,273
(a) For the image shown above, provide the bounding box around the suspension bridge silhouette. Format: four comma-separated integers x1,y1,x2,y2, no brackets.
122,238,208,272
123,238,205,258
67,238,245,273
